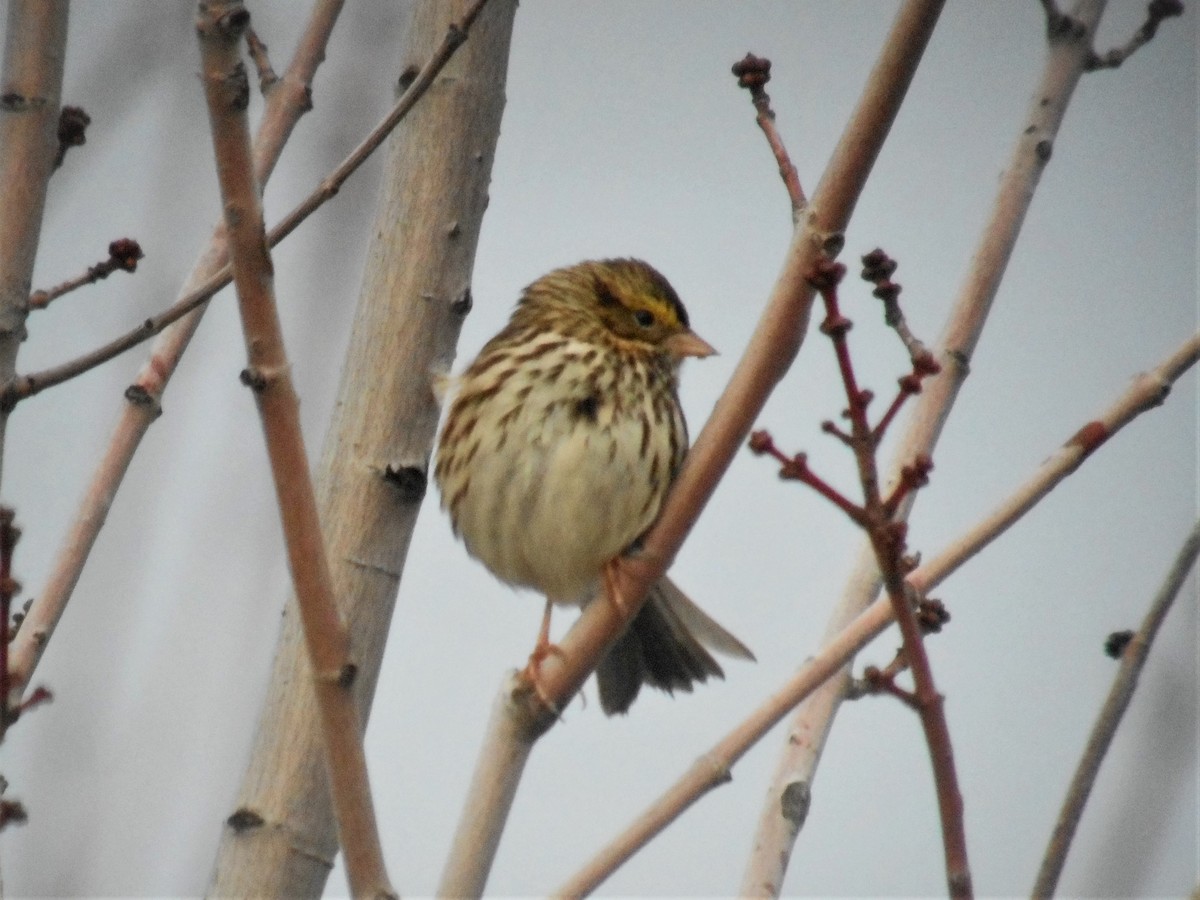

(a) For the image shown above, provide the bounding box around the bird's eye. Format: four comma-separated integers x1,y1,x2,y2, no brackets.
634,309,655,328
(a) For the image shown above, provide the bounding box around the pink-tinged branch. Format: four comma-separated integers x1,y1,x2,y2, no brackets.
755,250,970,895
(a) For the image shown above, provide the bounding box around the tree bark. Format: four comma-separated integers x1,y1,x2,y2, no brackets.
206,1,516,895
0,1,68,490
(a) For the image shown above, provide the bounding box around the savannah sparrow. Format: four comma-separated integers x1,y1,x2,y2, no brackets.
434,258,752,714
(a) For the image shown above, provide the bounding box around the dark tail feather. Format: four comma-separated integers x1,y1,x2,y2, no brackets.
595,577,753,716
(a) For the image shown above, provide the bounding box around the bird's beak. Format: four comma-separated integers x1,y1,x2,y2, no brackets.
665,329,717,360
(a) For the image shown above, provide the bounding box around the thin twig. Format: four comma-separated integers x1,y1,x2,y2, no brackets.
732,53,806,216
804,260,970,895
441,3,947,896
1085,0,1184,70
1032,518,1200,897
245,27,278,93
195,4,394,896
559,328,1200,898
1,0,492,411
27,239,143,311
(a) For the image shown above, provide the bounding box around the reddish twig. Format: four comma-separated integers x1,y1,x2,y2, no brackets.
749,431,867,525
862,663,921,710
732,53,806,216
861,249,942,442
752,252,971,897
27,238,143,311
1085,0,1183,70
53,104,91,169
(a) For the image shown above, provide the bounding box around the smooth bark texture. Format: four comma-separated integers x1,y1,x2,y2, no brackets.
207,1,516,895
0,1,68,491
196,2,394,895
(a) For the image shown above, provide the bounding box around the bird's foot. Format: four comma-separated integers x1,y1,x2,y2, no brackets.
519,598,567,712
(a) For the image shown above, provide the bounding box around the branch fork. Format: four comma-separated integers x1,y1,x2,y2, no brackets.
750,248,971,895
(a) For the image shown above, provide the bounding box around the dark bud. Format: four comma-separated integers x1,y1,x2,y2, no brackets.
0,799,28,830
383,464,427,502
398,65,420,92
108,238,144,272
215,6,251,37
913,351,941,377
747,430,773,455
731,53,771,89
819,313,852,339
124,384,157,407
860,248,897,282
226,807,265,832
779,452,809,481
916,597,951,634
1149,0,1184,21
239,368,267,392
808,258,846,290
1104,630,1134,658
450,287,473,317
872,281,901,304
57,106,91,149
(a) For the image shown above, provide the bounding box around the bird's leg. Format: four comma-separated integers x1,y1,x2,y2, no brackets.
520,598,566,706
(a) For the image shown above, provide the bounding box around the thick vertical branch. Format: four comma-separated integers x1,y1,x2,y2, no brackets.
207,1,516,895
743,2,1110,893
195,4,393,896
0,1,68,489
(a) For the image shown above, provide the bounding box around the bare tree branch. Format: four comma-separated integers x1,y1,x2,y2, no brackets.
6,0,349,705
558,327,1200,898
196,3,395,895
1032,518,1200,897
26,238,142,313
743,3,1111,892
209,0,514,894
0,0,68,489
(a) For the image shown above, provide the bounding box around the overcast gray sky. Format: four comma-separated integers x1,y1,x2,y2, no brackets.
3,2,1196,897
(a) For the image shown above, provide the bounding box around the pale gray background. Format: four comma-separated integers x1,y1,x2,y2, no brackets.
2,2,1196,897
